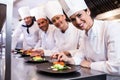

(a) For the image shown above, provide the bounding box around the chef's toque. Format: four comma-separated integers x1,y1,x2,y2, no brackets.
30,6,46,20
44,0,64,21
18,6,31,19
58,0,88,17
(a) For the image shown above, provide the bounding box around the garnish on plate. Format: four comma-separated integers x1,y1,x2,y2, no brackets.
19,49,24,53
32,56,45,61
21,50,32,56
50,61,71,71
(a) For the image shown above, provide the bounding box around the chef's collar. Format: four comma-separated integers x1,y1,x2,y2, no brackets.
87,20,97,37
43,26,49,34
22,19,34,34
60,23,70,33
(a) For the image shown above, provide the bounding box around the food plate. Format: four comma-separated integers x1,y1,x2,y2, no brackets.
36,63,80,74
24,57,49,63
20,53,30,57
14,49,23,54
15,50,30,57
20,51,31,57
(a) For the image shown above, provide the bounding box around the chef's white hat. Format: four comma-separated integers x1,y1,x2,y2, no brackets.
18,6,31,19
58,0,88,17
44,0,64,21
30,6,46,20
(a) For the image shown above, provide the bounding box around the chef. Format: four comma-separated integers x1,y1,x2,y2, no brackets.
30,6,57,56
53,0,120,75
12,6,39,51
44,0,84,56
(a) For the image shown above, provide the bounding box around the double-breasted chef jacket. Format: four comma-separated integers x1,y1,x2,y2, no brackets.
12,21,39,50
73,20,120,75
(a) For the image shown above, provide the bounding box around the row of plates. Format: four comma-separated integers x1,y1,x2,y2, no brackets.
16,50,80,74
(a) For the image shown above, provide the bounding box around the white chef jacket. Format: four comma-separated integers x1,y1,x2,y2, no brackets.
12,21,39,50
34,25,57,56
53,22,83,56
73,20,120,75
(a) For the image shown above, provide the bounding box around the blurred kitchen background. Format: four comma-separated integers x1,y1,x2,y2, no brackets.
0,0,120,80
0,0,120,54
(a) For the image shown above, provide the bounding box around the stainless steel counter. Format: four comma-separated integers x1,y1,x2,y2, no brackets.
10,54,106,80
0,54,106,80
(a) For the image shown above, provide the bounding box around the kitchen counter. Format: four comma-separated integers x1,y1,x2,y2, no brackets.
10,54,106,80
0,54,106,80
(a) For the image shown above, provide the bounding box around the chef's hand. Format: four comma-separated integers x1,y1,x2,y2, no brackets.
63,51,71,57
32,49,44,56
51,52,66,60
51,52,70,60
51,52,74,64
80,60,91,68
51,52,59,59
38,49,44,56
57,52,70,62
